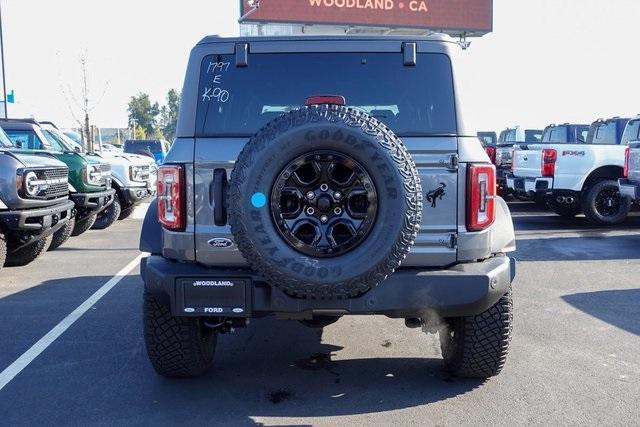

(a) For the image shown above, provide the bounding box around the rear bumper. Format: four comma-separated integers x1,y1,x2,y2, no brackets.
618,178,640,201
507,175,552,194
71,189,116,212
141,255,516,319
0,199,74,233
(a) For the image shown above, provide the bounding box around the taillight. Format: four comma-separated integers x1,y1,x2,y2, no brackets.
624,146,630,178
157,165,185,231
485,146,496,164
541,148,557,177
467,164,496,232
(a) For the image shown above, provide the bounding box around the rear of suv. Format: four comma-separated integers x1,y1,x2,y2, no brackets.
140,35,517,380
0,119,116,240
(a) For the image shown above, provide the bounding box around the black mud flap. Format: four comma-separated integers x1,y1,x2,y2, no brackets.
175,278,251,317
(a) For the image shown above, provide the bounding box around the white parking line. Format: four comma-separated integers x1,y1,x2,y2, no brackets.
0,254,144,392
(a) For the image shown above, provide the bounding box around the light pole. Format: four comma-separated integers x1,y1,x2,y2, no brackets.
0,0,8,119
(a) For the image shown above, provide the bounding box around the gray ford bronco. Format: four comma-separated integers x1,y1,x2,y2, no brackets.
0,127,74,267
140,35,517,379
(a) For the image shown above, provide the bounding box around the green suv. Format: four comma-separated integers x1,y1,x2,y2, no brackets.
0,119,115,240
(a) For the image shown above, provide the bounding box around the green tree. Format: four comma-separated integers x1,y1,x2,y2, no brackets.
159,89,181,142
127,93,159,136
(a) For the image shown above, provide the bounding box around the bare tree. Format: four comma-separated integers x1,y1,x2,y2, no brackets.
59,51,110,152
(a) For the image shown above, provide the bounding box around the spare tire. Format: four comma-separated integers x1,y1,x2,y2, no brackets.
229,105,422,299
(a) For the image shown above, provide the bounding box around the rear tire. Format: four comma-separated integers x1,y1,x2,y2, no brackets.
548,200,582,218
5,235,52,267
143,291,217,378
533,193,547,207
48,217,76,251
581,180,631,225
440,290,513,378
71,213,97,236
92,197,121,230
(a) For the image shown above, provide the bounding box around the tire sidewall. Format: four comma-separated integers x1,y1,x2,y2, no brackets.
230,107,421,296
583,180,630,225
93,196,122,230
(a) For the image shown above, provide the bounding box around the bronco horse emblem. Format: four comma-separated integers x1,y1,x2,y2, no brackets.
426,183,447,208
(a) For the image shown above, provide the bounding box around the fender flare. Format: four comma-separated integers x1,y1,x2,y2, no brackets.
110,174,126,188
139,198,162,255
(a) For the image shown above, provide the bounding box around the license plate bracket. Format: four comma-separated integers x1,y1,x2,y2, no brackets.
176,278,250,317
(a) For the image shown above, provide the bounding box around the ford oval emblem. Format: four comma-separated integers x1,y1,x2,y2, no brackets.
208,238,234,249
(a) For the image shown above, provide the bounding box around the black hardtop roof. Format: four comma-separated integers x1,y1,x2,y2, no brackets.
0,118,41,130
196,33,453,46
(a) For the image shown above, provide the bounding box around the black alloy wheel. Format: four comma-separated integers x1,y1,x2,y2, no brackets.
270,151,377,257
594,187,622,217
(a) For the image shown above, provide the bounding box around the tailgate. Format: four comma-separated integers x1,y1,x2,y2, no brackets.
512,146,542,178
629,142,640,182
495,146,513,167
193,136,459,269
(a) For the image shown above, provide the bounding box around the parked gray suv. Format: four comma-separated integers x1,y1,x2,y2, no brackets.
140,35,517,379
0,128,74,267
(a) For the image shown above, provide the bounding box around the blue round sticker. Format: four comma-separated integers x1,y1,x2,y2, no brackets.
251,192,267,208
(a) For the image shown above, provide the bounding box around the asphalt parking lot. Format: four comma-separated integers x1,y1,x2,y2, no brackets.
0,201,639,426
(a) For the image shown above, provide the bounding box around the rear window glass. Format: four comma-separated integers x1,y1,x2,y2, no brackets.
524,130,542,143
477,132,496,146
124,140,163,153
622,120,640,145
504,129,517,142
497,130,507,143
587,122,617,145
195,52,457,137
4,129,45,150
543,127,568,143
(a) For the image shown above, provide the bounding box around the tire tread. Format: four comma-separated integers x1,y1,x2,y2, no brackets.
442,290,513,378
143,292,216,378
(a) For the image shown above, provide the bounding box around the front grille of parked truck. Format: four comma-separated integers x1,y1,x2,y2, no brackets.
18,167,69,200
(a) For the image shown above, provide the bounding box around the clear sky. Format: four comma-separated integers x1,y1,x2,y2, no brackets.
2,0,639,133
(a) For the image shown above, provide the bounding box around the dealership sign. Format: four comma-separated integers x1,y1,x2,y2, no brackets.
240,0,493,36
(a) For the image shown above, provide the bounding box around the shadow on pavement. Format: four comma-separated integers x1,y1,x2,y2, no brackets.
506,199,640,232
562,289,640,336
0,276,484,425
515,234,640,261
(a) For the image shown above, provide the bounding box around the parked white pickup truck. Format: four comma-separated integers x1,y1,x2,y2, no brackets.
494,126,542,197
619,115,640,203
508,117,631,225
